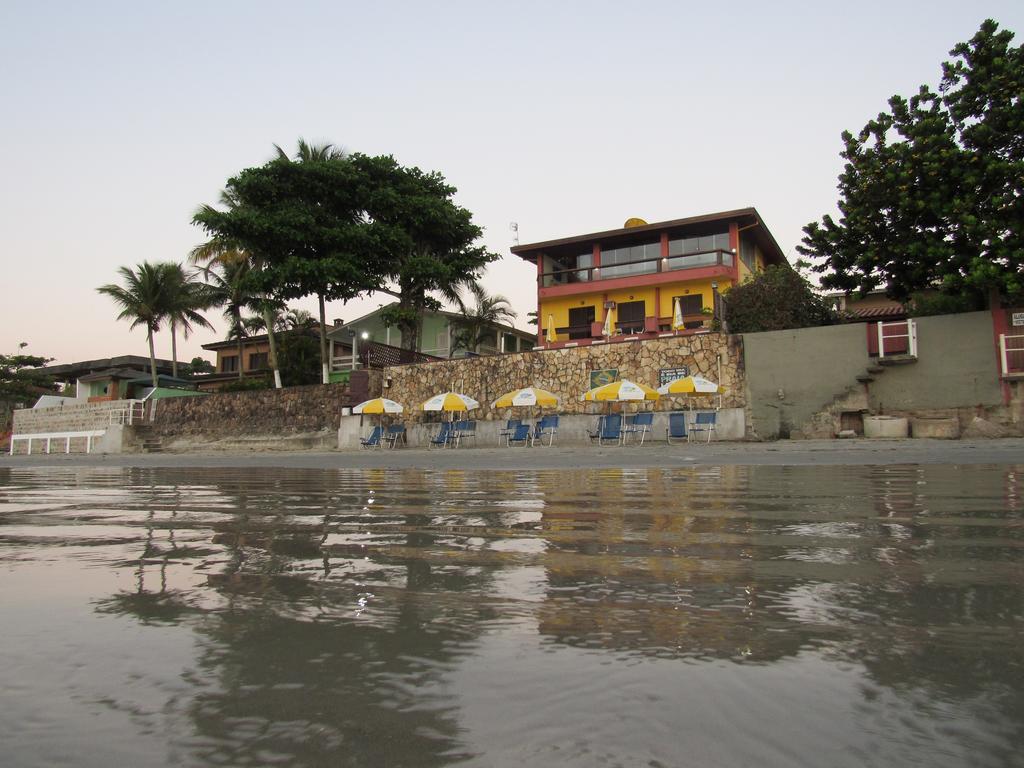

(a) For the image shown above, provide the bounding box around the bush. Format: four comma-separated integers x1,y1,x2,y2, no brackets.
725,266,837,333
219,377,272,393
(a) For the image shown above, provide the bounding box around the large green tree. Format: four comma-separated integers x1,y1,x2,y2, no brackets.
97,262,172,387
194,146,385,383
353,154,497,351
799,19,1024,304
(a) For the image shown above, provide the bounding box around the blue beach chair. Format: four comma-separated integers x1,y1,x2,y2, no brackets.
360,426,383,449
533,415,559,446
430,421,453,449
588,413,622,446
498,418,521,446
385,424,406,448
507,423,533,446
689,411,717,443
626,412,653,445
666,413,688,444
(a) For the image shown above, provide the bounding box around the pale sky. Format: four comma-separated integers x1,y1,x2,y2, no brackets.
3,1,1022,366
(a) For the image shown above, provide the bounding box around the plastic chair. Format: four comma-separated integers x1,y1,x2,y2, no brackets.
628,412,653,445
666,413,688,444
533,415,559,446
507,423,533,446
385,424,406,448
498,418,521,446
360,426,383,449
588,413,622,445
689,411,717,443
453,420,476,448
429,421,453,449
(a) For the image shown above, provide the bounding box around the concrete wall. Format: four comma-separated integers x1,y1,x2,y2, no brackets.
12,399,139,434
869,312,1002,410
338,409,745,449
743,312,1005,439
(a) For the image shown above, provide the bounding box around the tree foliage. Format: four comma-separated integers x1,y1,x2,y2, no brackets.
724,266,837,333
799,19,1024,303
450,283,517,355
1,353,55,404
97,262,173,387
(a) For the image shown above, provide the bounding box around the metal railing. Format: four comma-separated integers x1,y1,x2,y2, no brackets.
107,400,146,425
877,319,918,359
540,248,735,287
9,430,107,455
331,342,445,372
999,333,1024,375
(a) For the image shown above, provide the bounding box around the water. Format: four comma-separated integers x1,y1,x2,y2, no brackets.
1,464,1023,767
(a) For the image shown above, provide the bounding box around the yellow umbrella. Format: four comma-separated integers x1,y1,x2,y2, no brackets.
581,379,660,402
545,314,555,344
491,387,560,408
352,397,405,414
421,391,479,413
657,375,725,395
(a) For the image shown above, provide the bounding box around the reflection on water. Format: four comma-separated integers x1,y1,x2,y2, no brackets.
1,464,1023,767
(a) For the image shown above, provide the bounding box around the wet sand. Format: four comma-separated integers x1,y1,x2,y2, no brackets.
4,437,1023,469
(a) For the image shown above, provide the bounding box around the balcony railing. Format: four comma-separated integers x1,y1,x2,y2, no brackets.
540,248,735,287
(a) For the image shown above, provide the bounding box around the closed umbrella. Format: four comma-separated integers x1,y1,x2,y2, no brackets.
545,314,556,344
672,296,685,331
602,305,614,337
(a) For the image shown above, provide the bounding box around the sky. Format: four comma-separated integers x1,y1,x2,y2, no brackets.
2,1,1023,366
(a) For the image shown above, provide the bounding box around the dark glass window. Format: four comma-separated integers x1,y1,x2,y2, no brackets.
221,355,238,372
740,234,755,270
600,241,659,278
667,232,732,270
248,352,268,370
568,306,595,339
616,300,645,334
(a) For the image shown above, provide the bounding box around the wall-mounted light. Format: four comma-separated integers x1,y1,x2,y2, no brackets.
361,331,369,340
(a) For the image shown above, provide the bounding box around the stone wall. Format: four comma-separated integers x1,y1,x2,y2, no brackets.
384,333,743,422
146,372,379,450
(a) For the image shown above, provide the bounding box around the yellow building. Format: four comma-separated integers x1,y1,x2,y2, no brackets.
512,207,787,346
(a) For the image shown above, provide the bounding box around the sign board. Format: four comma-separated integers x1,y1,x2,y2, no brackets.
659,366,689,387
589,369,619,389
1012,312,1024,327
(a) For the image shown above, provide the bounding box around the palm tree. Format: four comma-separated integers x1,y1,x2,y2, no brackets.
450,283,518,356
273,138,349,383
200,259,262,380
161,263,214,379
190,234,286,389
97,262,169,388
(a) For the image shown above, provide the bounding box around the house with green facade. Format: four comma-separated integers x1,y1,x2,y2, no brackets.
325,302,535,378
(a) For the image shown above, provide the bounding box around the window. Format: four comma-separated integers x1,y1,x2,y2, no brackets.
616,300,645,334
544,251,594,286
740,234,755,271
221,355,238,372
600,241,659,279
248,352,268,370
568,306,595,339
502,333,518,352
667,232,732,270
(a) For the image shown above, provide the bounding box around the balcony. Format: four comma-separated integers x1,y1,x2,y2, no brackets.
539,248,735,291
543,313,713,347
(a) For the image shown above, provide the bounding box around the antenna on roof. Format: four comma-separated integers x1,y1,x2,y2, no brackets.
510,221,519,245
